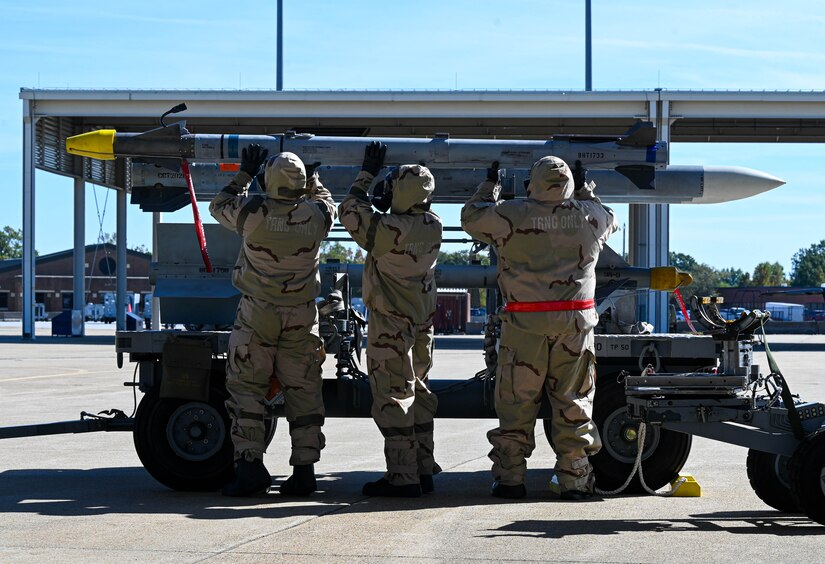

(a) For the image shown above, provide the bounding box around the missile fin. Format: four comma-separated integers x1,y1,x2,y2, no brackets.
595,244,629,269
139,121,190,138
615,165,656,190
130,184,189,213
616,121,657,147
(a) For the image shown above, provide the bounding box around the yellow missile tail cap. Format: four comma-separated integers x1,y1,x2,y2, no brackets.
650,266,693,291
66,129,116,160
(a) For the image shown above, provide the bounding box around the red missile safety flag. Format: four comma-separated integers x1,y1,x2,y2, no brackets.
180,159,213,273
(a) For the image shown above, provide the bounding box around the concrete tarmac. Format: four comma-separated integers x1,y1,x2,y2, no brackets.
0,322,823,562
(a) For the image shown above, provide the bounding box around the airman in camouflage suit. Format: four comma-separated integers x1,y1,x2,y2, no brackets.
339,142,443,497
461,157,616,500
210,146,336,497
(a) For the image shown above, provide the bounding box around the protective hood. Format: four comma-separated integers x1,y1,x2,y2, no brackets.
264,152,307,200
390,164,435,214
526,156,575,202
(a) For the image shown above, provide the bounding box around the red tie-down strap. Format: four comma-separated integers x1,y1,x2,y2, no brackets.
180,159,213,273
503,299,595,312
673,288,699,334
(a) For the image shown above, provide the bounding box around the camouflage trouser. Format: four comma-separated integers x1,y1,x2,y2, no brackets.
488,320,601,491
367,311,440,486
225,295,325,465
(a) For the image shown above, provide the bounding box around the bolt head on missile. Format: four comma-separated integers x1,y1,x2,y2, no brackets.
66,129,117,160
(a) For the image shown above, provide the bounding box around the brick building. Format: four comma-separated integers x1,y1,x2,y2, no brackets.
716,285,825,316
0,244,151,319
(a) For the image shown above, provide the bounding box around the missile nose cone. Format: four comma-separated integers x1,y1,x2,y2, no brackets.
66,130,117,160
700,166,785,204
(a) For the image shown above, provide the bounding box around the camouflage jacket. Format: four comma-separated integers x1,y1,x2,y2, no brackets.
339,170,443,324
209,171,336,306
461,170,616,336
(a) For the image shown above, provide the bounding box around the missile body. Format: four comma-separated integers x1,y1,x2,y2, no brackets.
129,161,785,212
67,121,667,170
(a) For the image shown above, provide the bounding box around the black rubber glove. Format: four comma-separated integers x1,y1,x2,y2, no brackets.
486,161,500,182
306,161,322,177
371,177,393,212
362,141,387,176
241,144,269,177
573,160,586,191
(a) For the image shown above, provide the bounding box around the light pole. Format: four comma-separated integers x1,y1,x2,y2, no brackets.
585,0,592,91
277,0,283,91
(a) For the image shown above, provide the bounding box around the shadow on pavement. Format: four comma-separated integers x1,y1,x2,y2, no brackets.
484,511,824,538
0,467,599,520
3,467,822,532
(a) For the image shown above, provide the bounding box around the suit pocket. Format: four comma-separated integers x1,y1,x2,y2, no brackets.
496,347,518,405
227,328,254,378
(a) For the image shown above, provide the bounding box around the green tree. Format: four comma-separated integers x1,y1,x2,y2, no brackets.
437,249,491,265
751,261,786,286
718,267,748,287
682,263,723,302
791,240,825,287
320,241,365,264
0,226,24,259
668,252,698,273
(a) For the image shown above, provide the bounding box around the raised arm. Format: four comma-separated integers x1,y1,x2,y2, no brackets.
209,144,269,236
305,162,337,233
460,161,512,246
338,142,396,257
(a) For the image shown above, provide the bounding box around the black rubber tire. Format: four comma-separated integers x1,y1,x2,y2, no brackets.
133,385,234,491
746,449,802,513
264,416,278,449
789,427,825,525
589,376,691,493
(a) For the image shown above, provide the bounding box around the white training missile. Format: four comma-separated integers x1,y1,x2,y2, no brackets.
66,121,667,171
67,121,783,209
129,161,785,212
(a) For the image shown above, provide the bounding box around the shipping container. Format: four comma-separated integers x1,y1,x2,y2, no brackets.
433,291,470,334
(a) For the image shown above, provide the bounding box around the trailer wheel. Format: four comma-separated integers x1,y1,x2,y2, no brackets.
589,376,691,493
789,428,825,525
746,449,802,513
134,386,234,491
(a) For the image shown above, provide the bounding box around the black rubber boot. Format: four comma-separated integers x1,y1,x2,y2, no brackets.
279,464,317,496
491,480,527,499
221,459,272,497
420,474,434,494
559,489,595,501
362,478,422,498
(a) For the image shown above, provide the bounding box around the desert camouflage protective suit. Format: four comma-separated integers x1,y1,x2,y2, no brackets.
209,152,335,465
339,166,443,486
461,156,617,492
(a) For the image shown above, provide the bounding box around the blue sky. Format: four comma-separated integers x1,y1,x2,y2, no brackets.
1,0,824,274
